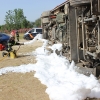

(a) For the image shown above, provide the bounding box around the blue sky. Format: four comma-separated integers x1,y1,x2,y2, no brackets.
0,0,66,25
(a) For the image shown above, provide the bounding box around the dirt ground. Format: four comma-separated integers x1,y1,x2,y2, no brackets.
0,39,50,100
0,39,100,100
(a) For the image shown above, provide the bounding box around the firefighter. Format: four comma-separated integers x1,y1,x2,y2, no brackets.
11,30,16,38
16,30,19,42
2,35,24,57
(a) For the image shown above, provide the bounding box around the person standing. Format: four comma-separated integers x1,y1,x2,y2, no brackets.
16,30,19,42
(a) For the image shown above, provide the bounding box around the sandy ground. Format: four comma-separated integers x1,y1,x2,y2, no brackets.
0,39,50,100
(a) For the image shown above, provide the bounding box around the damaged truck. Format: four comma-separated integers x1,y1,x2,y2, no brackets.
41,0,100,77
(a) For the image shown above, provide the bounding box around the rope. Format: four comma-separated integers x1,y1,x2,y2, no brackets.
15,45,21,53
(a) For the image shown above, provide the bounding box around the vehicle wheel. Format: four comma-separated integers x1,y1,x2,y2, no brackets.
41,11,50,17
25,36,30,40
69,0,90,6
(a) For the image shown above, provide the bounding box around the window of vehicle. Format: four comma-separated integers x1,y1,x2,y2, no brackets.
31,33,37,37
36,29,42,33
29,29,34,33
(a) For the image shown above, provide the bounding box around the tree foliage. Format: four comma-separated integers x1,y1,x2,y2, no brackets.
34,18,41,27
4,9,32,31
0,9,41,33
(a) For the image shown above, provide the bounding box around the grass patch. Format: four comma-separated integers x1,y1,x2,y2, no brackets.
19,33,24,40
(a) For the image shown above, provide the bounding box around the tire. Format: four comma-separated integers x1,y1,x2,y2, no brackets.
69,0,90,6
25,36,30,40
42,18,49,24
41,11,50,17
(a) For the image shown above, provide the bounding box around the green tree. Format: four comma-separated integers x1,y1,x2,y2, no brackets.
34,18,41,27
1,9,41,33
5,9,29,31
0,25,6,32
5,10,14,31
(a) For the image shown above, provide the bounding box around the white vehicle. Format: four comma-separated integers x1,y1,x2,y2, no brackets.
23,28,42,40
